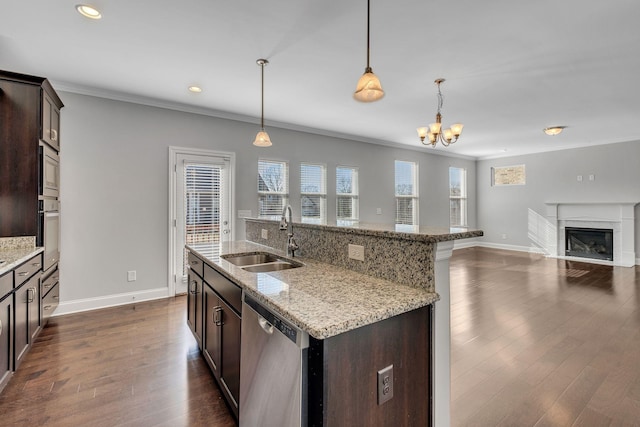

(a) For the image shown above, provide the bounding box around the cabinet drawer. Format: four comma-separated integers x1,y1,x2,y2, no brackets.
42,283,59,321
188,251,204,278
41,266,59,297
14,254,43,287
204,264,242,315
0,272,11,299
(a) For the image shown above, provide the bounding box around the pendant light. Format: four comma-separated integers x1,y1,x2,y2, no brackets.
416,79,463,147
253,58,272,147
353,0,384,102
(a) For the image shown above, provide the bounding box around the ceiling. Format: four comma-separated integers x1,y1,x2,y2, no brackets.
2,0,640,159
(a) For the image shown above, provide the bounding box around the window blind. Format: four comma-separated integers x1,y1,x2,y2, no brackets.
184,163,223,271
258,159,288,218
336,166,358,223
301,163,326,224
395,160,418,225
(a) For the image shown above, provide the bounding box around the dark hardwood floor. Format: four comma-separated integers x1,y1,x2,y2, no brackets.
2,247,639,426
0,296,236,427
450,247,640,426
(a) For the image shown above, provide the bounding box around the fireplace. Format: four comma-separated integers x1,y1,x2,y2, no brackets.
565,227,613,261
544,202,638,267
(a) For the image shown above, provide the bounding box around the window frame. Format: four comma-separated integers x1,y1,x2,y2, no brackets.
336,166,359,224
257,159,289,218
300,162,327,224
394,160,419,226
449,166,468,228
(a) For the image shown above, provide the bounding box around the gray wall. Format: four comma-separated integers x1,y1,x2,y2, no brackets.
59,91,476,304
477,141,640,254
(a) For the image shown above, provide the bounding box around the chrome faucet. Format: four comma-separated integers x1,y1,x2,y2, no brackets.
279,205,299,257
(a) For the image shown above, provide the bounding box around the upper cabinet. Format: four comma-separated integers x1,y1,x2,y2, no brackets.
42,91,61,151
0,70,63,238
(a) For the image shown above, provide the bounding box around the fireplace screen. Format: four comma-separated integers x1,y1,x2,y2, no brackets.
565,227,613,261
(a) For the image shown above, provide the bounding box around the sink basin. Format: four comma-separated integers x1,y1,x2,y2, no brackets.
223,253,281,266
221,252,303,273
242,262,299,273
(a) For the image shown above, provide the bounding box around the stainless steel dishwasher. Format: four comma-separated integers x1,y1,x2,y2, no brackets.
240,294,309,427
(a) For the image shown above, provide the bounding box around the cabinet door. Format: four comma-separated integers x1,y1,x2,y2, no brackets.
42,92,60,150
203,284,221,378
220,301,241,411
0,296,13,392
186,272,203,349
28,278,41,342
14,284,30,369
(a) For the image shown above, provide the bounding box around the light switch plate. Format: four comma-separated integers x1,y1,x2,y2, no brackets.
261,229,268,239
377,364,394,405
238,209,252,218
127,270,136,282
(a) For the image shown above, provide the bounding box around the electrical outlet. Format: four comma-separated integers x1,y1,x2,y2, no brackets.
589,174,595,181
501,234,507,240
127,270,136,282
376,208,382,215
261,229,268,239
577,175,583,182
348,244,365,261
377,365,394,405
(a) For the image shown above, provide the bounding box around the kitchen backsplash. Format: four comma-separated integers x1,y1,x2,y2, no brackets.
245,219,435,291
0,236,36,250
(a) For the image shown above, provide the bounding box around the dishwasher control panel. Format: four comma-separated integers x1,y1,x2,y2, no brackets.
245,295,299,345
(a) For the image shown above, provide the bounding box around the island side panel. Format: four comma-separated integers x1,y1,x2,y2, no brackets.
311,305,432,426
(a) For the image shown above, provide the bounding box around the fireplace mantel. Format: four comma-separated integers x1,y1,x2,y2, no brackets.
545,202,638,267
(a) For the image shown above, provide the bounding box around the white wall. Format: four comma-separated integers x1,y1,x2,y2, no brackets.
477,141,640,260
58,91,476,309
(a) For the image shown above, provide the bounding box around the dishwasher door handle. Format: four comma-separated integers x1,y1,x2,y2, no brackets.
258,316,274,335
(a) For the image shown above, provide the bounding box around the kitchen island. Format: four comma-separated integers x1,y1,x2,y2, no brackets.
187,220,482,426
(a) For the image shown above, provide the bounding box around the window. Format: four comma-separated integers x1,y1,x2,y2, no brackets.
336,166,359,225
449,167,467,227
300,163,326,224
395,160,418,225
258,159,288,218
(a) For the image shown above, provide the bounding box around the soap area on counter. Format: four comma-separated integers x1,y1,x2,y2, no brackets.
186,217,482,426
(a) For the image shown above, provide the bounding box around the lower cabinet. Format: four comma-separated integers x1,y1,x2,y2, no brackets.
0,294,12,392
14,274,40,369
186,271,203,350
203,281,241,419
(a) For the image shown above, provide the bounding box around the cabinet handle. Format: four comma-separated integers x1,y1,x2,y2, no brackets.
32,262,41,268
189,281,198,294
18,271,29,277
53,295,59,300
213,306,223,326
44,283,52,289
44,305,52,311
27,287,36,303
51,129,58,141
190,260,199,265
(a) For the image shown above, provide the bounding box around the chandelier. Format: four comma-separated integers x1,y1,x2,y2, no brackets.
253,58,272,147
417,79,463,147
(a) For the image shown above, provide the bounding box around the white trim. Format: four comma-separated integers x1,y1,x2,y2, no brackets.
52,287,171,316
168,146,236,297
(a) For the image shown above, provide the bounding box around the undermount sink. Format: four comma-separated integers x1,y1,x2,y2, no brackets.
221,252,302,273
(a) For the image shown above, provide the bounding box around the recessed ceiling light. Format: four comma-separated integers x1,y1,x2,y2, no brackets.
76,4,102,20
543,126,566,136
188,86,203,93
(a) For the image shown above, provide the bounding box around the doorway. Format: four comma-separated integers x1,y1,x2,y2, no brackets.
169,147,235,295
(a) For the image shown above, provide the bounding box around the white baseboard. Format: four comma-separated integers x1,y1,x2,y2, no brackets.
53,287,171,316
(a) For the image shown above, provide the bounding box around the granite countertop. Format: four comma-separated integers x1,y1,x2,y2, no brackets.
0,246,44,276
188,241,439,340
245,218,484,243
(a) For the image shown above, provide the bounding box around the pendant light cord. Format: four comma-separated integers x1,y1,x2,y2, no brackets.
261,62,265,129
366,0,371,70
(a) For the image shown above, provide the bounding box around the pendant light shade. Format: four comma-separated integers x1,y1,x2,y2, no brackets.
253,58,272,147
354,67,384,102
353,0,384,102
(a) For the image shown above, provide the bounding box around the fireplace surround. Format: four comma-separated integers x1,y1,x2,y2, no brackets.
545,202,638,267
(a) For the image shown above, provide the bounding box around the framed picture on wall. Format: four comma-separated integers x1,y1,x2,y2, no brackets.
491,164,526,186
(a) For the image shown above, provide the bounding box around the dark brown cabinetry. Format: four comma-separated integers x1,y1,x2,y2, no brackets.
13,253,43,370
186,249,242,419
308,305,433,426
0,70,63,239
187,271,203,349
0,275,13,392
